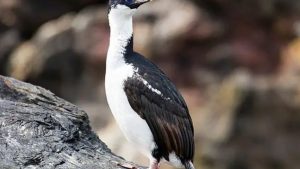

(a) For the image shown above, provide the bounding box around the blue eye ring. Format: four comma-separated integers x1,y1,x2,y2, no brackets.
108,0,150,9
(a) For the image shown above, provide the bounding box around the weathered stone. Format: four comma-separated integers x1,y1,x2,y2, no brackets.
0,75,145,169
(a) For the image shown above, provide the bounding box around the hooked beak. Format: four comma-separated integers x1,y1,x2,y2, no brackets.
129,0,151,9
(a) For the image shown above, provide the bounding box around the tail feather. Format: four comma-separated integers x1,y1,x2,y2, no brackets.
184,161,195,169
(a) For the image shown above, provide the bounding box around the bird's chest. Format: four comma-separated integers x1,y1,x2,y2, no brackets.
105,64,155,154
105,64,134,120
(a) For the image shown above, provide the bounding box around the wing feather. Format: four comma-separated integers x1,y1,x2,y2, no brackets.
123,64,194,162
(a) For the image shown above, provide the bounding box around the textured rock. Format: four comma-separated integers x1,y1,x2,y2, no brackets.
0,75,145,169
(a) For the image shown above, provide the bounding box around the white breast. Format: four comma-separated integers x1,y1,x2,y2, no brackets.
105,63,155,157
105,5,155,159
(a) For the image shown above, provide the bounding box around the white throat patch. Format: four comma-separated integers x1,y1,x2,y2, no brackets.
107,4,135,69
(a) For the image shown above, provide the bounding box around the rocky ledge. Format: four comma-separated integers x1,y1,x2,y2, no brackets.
0,75,144,169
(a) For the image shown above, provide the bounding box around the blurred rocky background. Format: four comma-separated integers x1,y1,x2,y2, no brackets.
0,0,300,169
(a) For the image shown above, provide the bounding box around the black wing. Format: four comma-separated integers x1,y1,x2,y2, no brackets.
123,53,194,162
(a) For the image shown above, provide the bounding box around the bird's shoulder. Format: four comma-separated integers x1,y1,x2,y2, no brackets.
124,52,189,118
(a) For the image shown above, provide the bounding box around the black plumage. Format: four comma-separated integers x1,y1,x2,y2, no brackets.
123,51,194,164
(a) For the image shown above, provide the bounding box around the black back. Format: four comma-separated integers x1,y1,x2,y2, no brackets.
123,52,194,163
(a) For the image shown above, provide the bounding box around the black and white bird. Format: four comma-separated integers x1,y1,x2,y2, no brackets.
105,0,195,169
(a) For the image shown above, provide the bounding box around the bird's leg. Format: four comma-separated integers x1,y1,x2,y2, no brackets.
149,159,159,169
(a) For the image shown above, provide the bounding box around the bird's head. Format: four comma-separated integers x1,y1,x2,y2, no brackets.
108,0,151,31
109,0,151,13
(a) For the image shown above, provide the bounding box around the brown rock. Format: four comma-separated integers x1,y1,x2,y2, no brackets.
196,72,300,169
281,38,300,76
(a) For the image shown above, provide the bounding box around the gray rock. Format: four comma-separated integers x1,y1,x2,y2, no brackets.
0,75,145,169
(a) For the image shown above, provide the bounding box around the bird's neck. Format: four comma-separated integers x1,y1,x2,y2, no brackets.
107,11,134,68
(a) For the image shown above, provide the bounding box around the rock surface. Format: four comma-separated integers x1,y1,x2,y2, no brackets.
0,75,144,169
